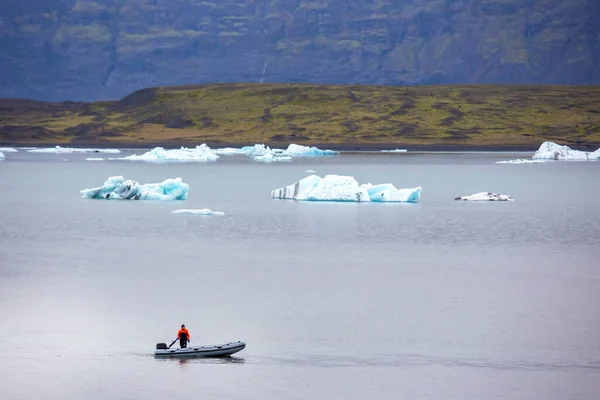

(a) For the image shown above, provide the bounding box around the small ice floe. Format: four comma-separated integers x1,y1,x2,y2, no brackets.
496,159,546,164
86,157,104,161
532,141,600,161
118,144,219,162
0,152,4,160
454,192,514,201
271,174,421,203
304,169,317,173
172,209,224,216
281,144,339,156
0,147,18,152
80,176,189,200
381,149,407,153
28,146,121,154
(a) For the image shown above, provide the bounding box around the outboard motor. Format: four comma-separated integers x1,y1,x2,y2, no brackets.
156,343,168,350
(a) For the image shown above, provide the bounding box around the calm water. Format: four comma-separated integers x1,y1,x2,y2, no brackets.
1,150,599,400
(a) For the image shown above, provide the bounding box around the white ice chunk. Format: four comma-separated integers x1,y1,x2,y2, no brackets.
381,149,407,153
0,147,18,152
254,148,292,163
80,176,189,200
496,159,547,164
532,141,600,161
86,157,104,161
119,145,219,162
172,209,224,216
282,144,339,156
455,192,514,201
28,146,121,154
304,169,317,173
271,174,420,203
0,152,4,160
213,147,245,155
361,183,422,202
240,144,271,156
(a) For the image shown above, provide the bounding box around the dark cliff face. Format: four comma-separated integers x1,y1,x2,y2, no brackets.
1,0,598,101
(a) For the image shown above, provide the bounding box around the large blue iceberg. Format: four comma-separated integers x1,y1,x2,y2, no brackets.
80,176,189,200
271,175,421,203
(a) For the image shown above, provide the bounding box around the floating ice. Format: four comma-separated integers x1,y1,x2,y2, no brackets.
304,169,317,173
80,176,189,200
454,192,514,201
120,145,219,162
254,149,292,163
271,175,421,203
28,146,121,154
381,149,407,153
213,147,245,155
282,144,339,156
532,141,600,161
172,209,224,216
363,183,422,202
496,159,547,164
0,152,4,160
240,144,273,156
0,147,18,152
86,157,104,161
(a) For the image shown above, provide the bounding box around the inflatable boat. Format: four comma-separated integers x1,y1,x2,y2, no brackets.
154,340,245,358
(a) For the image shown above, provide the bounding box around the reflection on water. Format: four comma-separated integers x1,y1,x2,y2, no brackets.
154,356,246,366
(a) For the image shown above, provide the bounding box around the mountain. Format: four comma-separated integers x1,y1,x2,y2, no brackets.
1,0,599,101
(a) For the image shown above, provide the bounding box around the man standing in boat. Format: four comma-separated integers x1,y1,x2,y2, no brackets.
178,324,190,348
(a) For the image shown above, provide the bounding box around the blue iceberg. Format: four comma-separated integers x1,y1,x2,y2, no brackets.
271,175,421,203
80,176,189,200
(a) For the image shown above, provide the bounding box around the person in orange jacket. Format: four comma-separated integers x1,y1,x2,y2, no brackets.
178,324,190,348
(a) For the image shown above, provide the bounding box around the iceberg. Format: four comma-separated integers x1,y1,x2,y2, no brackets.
271,174,421,203
282,144,339,156
454,192,514,201
381,149,407,153
172,209,224,216
86,157,104,161
254,149,292,162
119,145,219,162
496,159,546,164
363,183,422,202
0,147,18,152
239,144,273,156
0,152,4,160
80,176,189,200
213,147,245,155
28,146,121,154
532,141,600,161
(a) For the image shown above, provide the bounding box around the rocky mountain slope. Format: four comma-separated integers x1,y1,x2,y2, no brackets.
1,0,599,101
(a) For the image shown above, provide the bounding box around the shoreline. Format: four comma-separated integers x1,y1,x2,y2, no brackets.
0,140,563,153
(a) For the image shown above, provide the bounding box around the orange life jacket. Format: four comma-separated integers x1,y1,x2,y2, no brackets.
178,328,190,340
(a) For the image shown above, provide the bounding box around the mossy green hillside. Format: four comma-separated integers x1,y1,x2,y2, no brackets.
1,84,599,149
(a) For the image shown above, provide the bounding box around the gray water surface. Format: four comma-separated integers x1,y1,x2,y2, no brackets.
1,151,599,399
